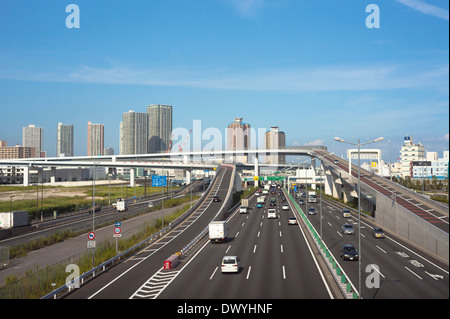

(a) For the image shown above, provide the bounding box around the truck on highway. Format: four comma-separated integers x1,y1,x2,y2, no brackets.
0,211,29,229
208,221,228,243
240,199,249,214
116,198,127,212
307,191,318,203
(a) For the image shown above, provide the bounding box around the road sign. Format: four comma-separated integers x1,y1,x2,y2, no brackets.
88,232,95,240
87,241,96,249
115,222,121,227
113,227,122,238
152,175,167,187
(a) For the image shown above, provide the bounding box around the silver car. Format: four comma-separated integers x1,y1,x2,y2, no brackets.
342,224,355,235
373,227,385,238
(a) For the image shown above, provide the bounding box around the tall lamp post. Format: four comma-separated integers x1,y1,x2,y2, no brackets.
334,136,384,299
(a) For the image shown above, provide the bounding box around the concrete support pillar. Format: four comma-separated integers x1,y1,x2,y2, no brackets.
348,152,352,176
324,168,334,197
254,155,260,188
23,166,30,186
186,169,191,184
235,171,242,192
50,167,56,184
311,158,316,190
130,168,135,187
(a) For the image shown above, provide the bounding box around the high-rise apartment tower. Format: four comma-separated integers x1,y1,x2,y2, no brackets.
87,121,104,156
57,123,74,157
23,124,43,157
147,104,173,153
120,110,148,155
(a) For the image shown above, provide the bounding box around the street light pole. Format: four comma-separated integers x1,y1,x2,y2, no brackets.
334,136,384,299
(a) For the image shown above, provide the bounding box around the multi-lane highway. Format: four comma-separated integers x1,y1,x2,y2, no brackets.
294,190,449,299
2,149,445,300
156,188,335,299
65,169,339,299
65,165,235,299
62,169,448,299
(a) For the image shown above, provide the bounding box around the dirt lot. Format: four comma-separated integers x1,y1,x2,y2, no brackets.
0,188,90,202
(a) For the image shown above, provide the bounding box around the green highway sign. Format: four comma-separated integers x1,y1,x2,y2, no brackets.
266,176,285,181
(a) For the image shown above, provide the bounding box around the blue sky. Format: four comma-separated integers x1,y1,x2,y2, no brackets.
0,0,448,161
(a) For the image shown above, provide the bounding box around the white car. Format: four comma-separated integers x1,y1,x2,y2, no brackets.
282,204,289,211
221,256,240,273
288,217,298,225
267,209,277,219
239,206,248,214
342,209,351,218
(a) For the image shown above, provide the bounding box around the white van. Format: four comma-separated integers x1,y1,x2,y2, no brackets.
267,208,277,219
239,206,248,214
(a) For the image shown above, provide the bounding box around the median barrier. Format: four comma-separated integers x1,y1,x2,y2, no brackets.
283,187,358,299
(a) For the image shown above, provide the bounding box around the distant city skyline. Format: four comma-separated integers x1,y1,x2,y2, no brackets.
0,1,448,161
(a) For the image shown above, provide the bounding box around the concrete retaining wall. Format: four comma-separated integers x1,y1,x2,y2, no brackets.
375,193,448,263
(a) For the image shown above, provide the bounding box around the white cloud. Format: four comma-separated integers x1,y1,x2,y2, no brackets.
1,61,448,94
439,133,449,141
305,139,325,146
396,0,449,20
65,63,448,92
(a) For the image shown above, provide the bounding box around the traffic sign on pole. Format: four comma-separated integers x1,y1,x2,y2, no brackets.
152,175,167,187
88,232,95,240
113,227,122,238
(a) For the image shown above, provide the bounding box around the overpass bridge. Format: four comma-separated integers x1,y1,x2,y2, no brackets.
1,146,448,262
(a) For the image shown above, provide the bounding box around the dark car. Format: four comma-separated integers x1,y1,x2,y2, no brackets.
340,244,359,261
213,195,220,202
88,204,101,214
298,199,305,205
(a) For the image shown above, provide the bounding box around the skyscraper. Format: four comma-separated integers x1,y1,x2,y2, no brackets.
87,121,104,156
147,104,173,153
265,126,286,165
120,110,148,155
227,117,251,163
23,124,43,157
57,123,74,157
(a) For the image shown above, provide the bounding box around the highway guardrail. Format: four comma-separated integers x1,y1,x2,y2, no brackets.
284,187,359,299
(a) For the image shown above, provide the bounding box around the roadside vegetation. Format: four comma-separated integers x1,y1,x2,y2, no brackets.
0,195,197,299
0,184,173,221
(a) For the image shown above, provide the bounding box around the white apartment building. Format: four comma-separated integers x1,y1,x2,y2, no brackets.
411,151,449,180
400,135,424,178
